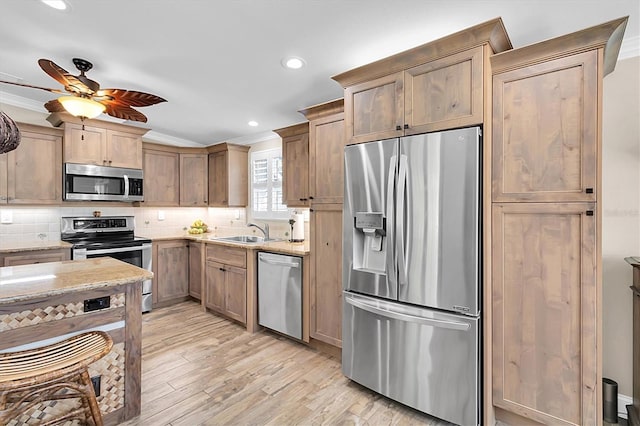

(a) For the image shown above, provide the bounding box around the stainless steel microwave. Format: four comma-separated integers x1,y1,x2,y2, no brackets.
64,163,144,202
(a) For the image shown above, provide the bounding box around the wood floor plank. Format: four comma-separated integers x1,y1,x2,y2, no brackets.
119,301,450,426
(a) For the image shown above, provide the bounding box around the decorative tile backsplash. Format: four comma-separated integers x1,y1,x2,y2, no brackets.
0,206,309,242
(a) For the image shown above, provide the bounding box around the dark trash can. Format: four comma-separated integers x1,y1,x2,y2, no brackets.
603,377,618,423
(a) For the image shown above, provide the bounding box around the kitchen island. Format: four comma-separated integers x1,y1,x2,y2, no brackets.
0,257,152,425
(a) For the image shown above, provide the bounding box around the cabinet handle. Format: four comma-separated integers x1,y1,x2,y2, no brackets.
396,125,402,131
219,267,226,272
585,188,594,194
404,124,409,130
309,196,314,200
108,160,112,165
310,208,314,212
586,210,594,216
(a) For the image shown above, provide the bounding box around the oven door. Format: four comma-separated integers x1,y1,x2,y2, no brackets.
73,243,153,312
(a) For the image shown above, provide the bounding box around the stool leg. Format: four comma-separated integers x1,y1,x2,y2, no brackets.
80,370,103,426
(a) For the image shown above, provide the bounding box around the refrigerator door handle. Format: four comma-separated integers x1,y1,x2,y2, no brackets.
396,154,408,286
345,293,470,331
386,155,397,287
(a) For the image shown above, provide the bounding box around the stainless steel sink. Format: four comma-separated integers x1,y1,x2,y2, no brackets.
210,235,281,244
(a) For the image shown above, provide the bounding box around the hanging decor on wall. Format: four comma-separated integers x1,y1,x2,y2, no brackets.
0,111,21,154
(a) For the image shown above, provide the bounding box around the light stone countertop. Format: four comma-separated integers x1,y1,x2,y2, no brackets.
0,257,153,304
141,233,310,256
0,240,73,254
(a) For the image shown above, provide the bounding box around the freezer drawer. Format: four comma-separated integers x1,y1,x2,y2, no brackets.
342,292,480,426
258,252,302,339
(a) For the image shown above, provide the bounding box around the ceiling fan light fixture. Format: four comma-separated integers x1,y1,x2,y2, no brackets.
58,96,106,119
41,0,68,10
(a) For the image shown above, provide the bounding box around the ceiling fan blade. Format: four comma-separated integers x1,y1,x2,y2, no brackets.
96,89,166,107
102,102,148,123
43,99,66,113
38,58,95,95
0,79,64,94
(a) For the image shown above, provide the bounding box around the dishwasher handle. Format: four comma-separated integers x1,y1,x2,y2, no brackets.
259,253,300,268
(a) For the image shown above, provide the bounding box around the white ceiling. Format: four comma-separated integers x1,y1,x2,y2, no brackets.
0,0,638,147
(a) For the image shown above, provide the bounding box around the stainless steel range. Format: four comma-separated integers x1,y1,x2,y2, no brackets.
61,216,153,312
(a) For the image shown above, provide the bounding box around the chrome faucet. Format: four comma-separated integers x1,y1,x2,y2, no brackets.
247,222,269,240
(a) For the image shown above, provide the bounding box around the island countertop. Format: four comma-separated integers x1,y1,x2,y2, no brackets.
0,257,153,304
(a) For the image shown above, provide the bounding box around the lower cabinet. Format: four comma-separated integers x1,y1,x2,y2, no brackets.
154,240,189,306
188,242,204,300
0,248,70,266
492,203,597,425
310,203,343,347
204,245,247,324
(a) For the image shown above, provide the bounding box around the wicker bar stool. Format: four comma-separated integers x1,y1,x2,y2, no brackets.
0,330,113,426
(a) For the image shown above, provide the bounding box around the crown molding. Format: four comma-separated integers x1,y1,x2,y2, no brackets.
619,35,640,60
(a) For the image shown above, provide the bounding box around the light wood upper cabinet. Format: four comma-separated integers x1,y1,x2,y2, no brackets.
300,99,345,205
492,203,597,425
143,146,180,206
208,143,249,207
342,47,483,144
48,113,148,169
275,122,309,207
154,240,189,306
0,123,63,205
492,51,597,202
180,153,208,206
344,72,404,144
334,19,511,144
405,46,483,134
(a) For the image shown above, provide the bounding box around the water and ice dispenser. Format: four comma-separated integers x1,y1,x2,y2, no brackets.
352,212,387,273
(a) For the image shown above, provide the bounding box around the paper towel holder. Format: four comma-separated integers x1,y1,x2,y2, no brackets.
289,213,305,243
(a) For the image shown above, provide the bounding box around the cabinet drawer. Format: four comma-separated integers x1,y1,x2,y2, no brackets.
206,244,246,268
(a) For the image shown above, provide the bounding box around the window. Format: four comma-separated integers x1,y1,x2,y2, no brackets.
250,148,288,220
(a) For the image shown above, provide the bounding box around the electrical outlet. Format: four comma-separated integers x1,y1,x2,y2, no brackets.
0,210,12,224
90,375,101,397
158,210,165,221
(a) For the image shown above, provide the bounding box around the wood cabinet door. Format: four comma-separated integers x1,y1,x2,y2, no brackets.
345,72,403,144
63,124,107,165
405,46,483,134
492,203,597,425
208,151,228,206
189,242,203,300
282,132,309,207
7,128,62,204
225,265,247,324
143,149,180,206
310,203,343,347
107,130,143,169
492,51,597,202
309,113,344,204
156,241,189,303
205,260,225,314
180,153,209,206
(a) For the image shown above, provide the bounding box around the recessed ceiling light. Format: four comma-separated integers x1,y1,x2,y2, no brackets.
248,121,259,127
41,0,68,10
282,57,305,70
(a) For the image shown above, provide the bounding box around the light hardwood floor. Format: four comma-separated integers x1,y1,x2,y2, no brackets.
119,301,451,425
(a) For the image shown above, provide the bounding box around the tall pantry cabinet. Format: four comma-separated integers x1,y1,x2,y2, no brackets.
490,18,628,426
299,99,345,351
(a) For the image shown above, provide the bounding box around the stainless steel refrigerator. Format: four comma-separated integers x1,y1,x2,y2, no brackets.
342,126,481,426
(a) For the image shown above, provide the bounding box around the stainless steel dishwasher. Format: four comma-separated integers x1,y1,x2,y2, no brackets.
258,252,302,339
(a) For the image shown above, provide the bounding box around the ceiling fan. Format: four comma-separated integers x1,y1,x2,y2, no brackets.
0,58,166,122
